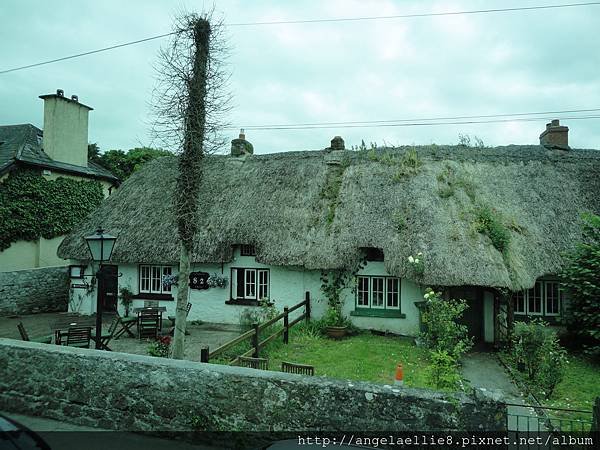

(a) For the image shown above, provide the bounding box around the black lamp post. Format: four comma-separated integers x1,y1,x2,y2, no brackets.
84,227,117,350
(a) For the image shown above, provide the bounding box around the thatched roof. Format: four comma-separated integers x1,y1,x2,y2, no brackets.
58,144,600,290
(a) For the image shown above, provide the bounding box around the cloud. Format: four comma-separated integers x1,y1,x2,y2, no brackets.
0,0,599,153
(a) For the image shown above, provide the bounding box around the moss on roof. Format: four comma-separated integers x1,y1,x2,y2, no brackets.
58,144,600,290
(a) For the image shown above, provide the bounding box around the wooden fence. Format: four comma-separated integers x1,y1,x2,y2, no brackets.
200,292,311,365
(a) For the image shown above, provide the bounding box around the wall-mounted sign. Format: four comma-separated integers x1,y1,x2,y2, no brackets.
189,271,210,290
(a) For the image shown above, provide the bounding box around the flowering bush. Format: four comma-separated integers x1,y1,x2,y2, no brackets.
147,335,171,358
420,288,472,359
512,319,568,399
162,274,179,289
207,273,228,288
407,252,424,276
427,350,462,391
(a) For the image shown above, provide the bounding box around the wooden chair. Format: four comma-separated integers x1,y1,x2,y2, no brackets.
114,314,137,339
238,356,269,370
91,317,119,350
168,302,192,327
16,322,52,344
138,310,160,340
65,326,92,348
281,361,314,376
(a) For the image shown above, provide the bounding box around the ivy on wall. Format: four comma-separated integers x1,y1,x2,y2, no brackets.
0,169,104,250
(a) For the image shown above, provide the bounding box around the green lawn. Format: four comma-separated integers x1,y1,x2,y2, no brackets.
500,351,599,426
259,329,433,388
546,355,600,412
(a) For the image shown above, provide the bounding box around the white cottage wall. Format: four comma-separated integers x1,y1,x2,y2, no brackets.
66,251,423,336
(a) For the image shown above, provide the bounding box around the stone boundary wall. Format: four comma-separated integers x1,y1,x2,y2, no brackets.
0,266,69,316
0,339,506,433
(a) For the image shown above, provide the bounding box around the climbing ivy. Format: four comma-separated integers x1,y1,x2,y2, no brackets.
0,169,104,250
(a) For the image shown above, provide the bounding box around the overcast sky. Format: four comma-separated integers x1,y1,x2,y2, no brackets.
1,0,599,154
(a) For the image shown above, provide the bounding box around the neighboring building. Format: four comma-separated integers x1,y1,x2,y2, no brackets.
0,90,119,271
57,123,600,344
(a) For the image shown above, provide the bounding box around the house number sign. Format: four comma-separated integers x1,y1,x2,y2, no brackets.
189,271,210,290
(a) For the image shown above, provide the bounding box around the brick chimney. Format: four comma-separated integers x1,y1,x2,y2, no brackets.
39,89,93,167
231,129,254,156
539,119,569,149
330,136,345,150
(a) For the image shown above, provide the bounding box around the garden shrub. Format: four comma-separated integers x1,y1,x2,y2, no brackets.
239,301,278,329
419,288,473,359
147,335,171,357
427,350,462,391
512,319,568,399
560,213,600,361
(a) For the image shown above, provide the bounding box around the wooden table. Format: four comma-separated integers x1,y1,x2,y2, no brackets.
50,314,110,348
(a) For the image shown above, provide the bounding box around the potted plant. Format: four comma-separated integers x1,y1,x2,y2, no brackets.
322,307,349,339
320,270,352,339
119,287,134,317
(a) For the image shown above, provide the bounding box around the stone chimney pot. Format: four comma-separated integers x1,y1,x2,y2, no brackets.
539,119,569,150
330,136,345,150
231,130,253,156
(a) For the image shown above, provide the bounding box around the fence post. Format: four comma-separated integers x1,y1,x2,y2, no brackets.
305,291,311,322
252,323,259,358
593,396,600,432
283,307,289,344
200,346,209,363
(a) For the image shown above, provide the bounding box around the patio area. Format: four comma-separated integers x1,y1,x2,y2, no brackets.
0,311,243,361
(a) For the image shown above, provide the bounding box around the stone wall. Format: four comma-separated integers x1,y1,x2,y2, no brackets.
0,266,69,316
0,339,506,434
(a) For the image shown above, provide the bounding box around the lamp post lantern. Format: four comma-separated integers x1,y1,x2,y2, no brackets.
84,227,117,349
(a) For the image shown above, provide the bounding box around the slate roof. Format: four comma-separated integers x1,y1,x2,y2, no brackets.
0,124,118,182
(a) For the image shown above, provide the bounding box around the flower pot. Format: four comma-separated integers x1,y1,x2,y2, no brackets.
325,326,348,339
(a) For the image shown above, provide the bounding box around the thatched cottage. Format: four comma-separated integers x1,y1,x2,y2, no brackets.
58,121,600,344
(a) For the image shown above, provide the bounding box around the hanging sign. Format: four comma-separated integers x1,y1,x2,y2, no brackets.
189,271,210,290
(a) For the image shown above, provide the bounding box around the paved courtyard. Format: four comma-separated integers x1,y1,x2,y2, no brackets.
0,311,243,361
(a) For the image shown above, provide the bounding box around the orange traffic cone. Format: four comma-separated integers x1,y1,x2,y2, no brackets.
394,364,404,386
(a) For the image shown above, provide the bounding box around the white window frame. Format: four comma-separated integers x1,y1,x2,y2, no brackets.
139,264,173,294
357,276,369,307
527,281,544,316
355,276,401,311
258,270,269,300
544,281,562,316
386,278,399,309
512,280,562,316
513,290,527,314
371,277,385,309
231,268,269,301
244,269,256,299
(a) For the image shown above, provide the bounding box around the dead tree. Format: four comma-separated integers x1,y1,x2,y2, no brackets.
152,12,231,359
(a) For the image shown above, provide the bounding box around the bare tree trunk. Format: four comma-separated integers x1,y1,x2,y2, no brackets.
172,243,191,358
172,19,210,360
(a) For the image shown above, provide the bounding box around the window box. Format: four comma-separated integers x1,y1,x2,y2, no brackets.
350,309,406,318
131,293,174,301
225,299,274,307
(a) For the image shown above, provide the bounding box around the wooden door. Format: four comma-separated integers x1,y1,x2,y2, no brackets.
99,265,119,311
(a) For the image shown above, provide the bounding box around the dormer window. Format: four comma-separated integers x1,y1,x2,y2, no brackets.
364,247,384,261
240,245,256,256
